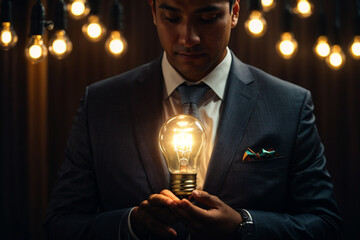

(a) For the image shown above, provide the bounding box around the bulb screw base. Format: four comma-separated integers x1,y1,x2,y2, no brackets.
170,174,196,198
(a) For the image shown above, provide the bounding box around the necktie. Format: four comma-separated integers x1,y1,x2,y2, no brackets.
177,82,210,120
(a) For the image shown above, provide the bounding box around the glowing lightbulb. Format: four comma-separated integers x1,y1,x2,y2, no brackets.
105,30,128,57
293,0,313,18
276,32,298,59
244,11,267,38
67,0,90,19
326,45,345,70
0,22,18,50
49,30,73,59
159,114,207,197
261,0,276,12
350,36,360,59
313,36,330,58
82,15,106,42
25,35,48,63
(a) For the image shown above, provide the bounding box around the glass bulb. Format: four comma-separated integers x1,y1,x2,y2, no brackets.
67,0,90,19
105,30,128,57
276,32,298,59
313,36,330,58
293,0,313,18
326,45,345,70
25,35,48,63
350,36,360,59
49,30,73,59
0,22,18,50
82,15,106,42
159,114,207,197
244,11,267,38
261,0,276,12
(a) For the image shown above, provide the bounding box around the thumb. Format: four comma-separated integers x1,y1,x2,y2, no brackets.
191,190,220,209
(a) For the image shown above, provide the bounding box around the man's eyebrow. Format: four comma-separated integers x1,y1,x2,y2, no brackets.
158,4,181,12
158,4,222,13
194,6,222,13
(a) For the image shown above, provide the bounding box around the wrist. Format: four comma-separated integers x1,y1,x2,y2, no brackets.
130,207,149,239
236,209,254,240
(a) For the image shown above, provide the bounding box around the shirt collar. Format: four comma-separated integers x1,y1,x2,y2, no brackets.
162,47,232,100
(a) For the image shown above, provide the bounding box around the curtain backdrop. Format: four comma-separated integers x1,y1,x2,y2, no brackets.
1,0,359,239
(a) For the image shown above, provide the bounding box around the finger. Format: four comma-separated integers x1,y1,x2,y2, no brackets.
191,190,220,209
171,198,210,223
148,194,173,207
160,189,181,203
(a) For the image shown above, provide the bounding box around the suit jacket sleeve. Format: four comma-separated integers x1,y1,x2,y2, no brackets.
248,91,341,239
44,87,132,240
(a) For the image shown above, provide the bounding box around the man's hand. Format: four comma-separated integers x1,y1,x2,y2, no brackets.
130,189,181,239
170,190,243,239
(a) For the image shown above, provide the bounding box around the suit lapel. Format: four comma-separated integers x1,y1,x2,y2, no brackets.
131,57,169,193
203,56,259,195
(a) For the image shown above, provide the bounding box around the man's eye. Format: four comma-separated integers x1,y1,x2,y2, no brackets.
200,14,218,23
165,16,180,23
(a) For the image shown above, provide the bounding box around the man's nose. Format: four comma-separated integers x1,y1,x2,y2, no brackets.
178,22,200,47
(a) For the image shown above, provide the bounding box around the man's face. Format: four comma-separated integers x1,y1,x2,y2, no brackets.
149,0,239,82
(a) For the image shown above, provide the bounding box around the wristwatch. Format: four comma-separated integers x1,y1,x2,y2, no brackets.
237,209,254,240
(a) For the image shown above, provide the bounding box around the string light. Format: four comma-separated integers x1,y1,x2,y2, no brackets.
49,0,72,59
350,0,360,59
244,11,267,37
0,0,18,50
293,0,313,18
105,0,127,58
244,0,267,38
67,0,90,19
82,0,106,42
261,0,276,12
349,36,360,59
25,0,51,63
276,32,298,59
326,45,346,70
313,36,330,58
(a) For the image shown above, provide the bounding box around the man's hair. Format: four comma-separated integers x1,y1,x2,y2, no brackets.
153,0,237,13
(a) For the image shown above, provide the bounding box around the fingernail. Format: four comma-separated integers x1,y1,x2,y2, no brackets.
193,190,200,196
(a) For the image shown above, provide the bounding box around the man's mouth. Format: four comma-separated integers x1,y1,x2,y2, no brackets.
176,52,206,60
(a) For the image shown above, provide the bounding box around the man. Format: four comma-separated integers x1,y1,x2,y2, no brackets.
44,0,341,239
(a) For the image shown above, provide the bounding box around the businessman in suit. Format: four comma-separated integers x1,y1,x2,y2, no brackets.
45,0,341,239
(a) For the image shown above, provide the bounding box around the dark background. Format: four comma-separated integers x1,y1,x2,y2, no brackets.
1,0,359,239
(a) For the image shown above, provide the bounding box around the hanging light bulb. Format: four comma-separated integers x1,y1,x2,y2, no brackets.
25,0,50,63
293,0,313,18
105,30,127,57
0,0,18,50
25,35,48,63
313,35,330,58
82,15,106,42
105,0,127,57
49,0,72,59
276,32,298,59
326,45,345,70
244,10,267,37
67,0,90,19
82,0,106,42
261,0,276,12
244,0,267,38
159,115,207,197
349,36,360,59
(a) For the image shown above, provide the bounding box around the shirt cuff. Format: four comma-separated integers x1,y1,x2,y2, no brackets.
127,207,141,240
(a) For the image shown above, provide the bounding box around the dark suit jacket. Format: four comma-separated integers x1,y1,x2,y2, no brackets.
44,53,341,240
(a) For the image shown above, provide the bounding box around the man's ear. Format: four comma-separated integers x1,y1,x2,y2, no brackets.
148,0,157,25
231,0,240,28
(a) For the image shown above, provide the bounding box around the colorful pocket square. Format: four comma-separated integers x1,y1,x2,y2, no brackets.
242,148,278,161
